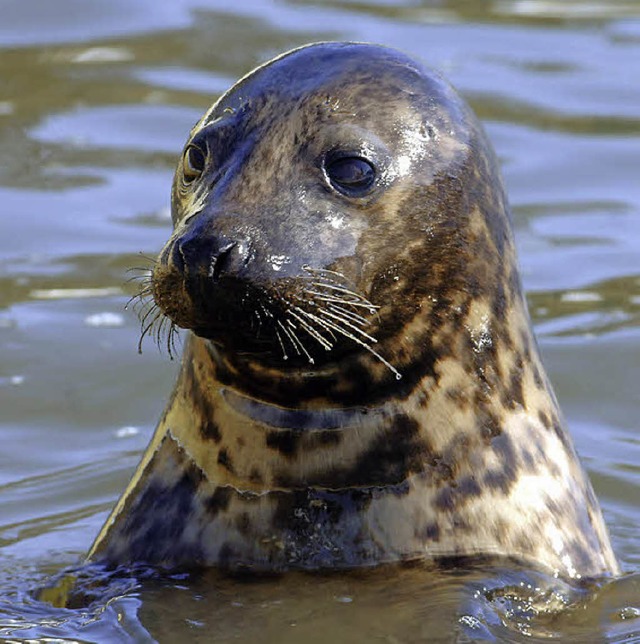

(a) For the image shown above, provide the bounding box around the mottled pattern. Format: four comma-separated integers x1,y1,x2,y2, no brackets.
89,43,619,579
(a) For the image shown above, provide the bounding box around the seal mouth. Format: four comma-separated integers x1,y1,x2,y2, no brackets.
140,255,401,376
174,268,378,368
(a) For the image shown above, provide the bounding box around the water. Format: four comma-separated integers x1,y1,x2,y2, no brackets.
1,0,639,641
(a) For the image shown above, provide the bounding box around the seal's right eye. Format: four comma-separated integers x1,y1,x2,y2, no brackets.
182,144,206,183
325,156,376,197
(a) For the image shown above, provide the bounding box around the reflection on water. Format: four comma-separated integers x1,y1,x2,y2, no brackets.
1,0,639,641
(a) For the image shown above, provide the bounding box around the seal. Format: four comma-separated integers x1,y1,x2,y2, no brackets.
88,42,619,579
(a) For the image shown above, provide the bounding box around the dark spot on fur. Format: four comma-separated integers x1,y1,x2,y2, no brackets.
476,406,502,440
491,432,516,464
566,538,595,573
307,430,342,448
521,448,536,472
485,433,518,494
457,475,483,498
318,414,429,487
451,515,471,532
483,468,514,495
218,542,242,569
492,279,507,320
183,361,222,444
235,512,251,535
506,361,525,409
419,522,441,542
268,488,382,567
249,467,263,484
543,494,562,517
266,430,299,456
433,474,482,512
508,267,521,301
547,460,561,478
533,366,544,390
538,410,550,429
118,460,205,566
217,448,234,472
434,486,455,511
429,458,456,485
446,386,469,408
551,418,572,452
205,486,233,515
201,420,221,443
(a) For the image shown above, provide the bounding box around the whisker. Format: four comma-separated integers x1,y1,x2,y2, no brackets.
252,309,263,336
125,292,143,311
285,319,314,364
126,275,152,287
136,252,158,264
295,308,338,343
140,303,160,327
302,266,350,279
317,308,378,343
126,266,154,274
138,310,163,355
157,315,170,347
326,303,371,327
302,290,378,310
171,324,181,358
288,308,333,351
125,286,153,307
306,308,402,380
277,319,301,357
274,327,288,360
166,322,176,359
306,282,369,300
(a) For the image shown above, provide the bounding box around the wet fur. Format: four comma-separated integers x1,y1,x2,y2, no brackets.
89,43,619,579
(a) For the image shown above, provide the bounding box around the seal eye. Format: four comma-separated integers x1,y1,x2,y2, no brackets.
182,144,206,183
325,156,376,196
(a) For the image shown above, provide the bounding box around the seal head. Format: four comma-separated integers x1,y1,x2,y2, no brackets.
89,43,619,579
152,41,486,392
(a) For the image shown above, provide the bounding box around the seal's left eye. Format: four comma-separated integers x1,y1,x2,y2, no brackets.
325,156,376,197
182,145,206,183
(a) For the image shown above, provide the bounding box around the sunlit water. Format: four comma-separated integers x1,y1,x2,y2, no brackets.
0,0,639,641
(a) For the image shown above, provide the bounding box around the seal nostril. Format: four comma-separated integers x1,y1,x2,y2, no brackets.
170,242,186,274
210,242,237,281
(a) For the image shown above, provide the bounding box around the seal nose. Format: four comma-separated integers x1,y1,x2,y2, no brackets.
209,240,247,281
176,229,252,282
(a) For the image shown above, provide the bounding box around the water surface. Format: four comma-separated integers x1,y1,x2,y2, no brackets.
1,0,639,641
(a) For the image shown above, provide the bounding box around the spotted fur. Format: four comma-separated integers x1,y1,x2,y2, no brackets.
89,43,619,579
